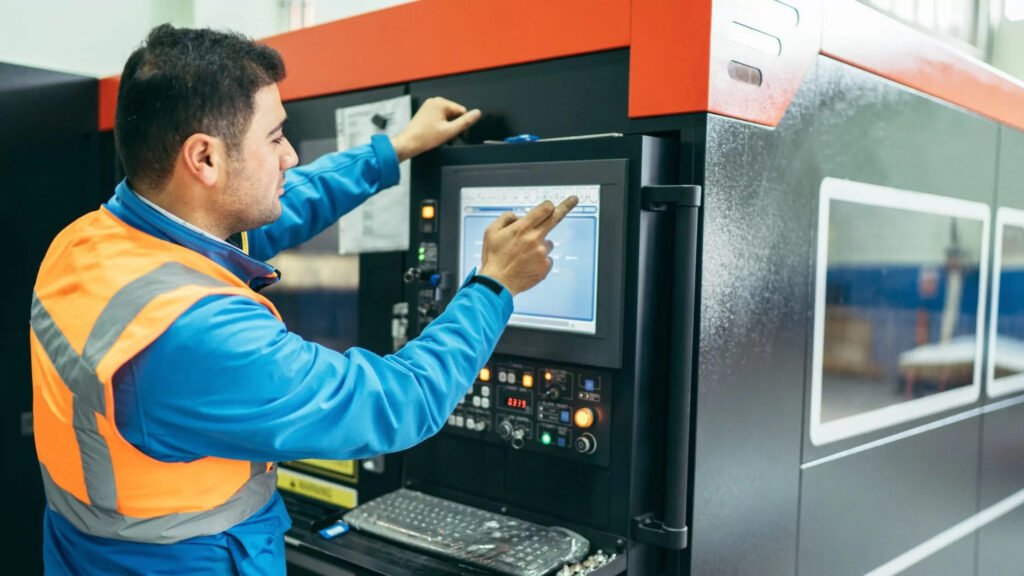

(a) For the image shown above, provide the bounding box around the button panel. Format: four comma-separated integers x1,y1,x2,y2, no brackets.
444,355,611,466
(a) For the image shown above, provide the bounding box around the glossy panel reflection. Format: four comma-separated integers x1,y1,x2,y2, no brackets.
988,209,1024,397
261,137,360,352
263,251,360,352
811,178,989,445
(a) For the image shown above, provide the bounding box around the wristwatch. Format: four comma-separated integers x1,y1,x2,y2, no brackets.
466,274,504,296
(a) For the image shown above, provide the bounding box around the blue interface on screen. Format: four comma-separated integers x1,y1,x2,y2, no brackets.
460,185,600,335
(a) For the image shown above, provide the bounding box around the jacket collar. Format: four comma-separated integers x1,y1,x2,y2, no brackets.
105,180,280,290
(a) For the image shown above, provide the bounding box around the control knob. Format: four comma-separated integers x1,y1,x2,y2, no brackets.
511,428,526,450
544,387,561,401
497,420,514,440
574,433,597,455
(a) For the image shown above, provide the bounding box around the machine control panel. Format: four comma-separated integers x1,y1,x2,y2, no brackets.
446,354,612,466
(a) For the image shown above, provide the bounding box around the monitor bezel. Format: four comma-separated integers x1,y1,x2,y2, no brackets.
440,159,628,368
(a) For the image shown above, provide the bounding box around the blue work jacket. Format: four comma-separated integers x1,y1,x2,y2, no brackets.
43,135,513,575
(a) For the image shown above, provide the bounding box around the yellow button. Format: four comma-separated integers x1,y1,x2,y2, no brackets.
479,367,490,382
574,408,595,428
421,205,436,220
522,374,534,388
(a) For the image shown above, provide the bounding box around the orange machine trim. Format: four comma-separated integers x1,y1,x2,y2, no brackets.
98,77,119,133
98,0,1024,132
267,0,630,103
821,0,1024,132
98,0,630,131
628,0,712,119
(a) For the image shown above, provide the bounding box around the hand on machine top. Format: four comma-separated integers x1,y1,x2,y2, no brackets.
479,196,580,297
391,97,482,162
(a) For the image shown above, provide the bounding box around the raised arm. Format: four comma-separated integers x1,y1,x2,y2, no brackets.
245,135,396,260
247,98,481,260
114,196,577,463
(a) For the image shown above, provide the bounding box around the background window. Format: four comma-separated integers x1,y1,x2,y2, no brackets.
811,179,989,445
988,208,1024,397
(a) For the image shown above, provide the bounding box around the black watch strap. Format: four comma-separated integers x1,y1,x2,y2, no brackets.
466,275,504,296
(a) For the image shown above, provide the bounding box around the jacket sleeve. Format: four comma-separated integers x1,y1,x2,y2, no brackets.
113,278,513,463
245,134,400,261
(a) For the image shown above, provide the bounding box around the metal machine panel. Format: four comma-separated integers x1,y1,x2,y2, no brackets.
1,62,99,574
978,130,1024,575
995,127,1024,212
2,62,100,332
688,61,822,576
405,137,676,530
977,400,1024,574
282,85,407,141
987,130,1024,399
692,53,1001,575
901,538,976,576
409,51,629,144
794,55,998,576
977,506,1024,575
798,417,980,576
803,56,998,462
282,135,688,576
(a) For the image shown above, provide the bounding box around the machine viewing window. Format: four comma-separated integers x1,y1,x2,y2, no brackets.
988,208,1024,398
459,185,600,335
810,178,989,446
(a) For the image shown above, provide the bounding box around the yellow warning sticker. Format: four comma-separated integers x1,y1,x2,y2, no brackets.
277,468,358,509
297,459,356,478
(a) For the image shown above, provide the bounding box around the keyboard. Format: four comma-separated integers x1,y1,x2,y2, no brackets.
342,488,590,576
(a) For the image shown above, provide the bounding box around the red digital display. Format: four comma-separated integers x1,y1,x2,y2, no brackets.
498,389,532,413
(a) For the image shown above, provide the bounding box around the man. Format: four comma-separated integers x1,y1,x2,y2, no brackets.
31,25,576,574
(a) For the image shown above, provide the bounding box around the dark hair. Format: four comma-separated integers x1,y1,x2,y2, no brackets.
114,24,286,191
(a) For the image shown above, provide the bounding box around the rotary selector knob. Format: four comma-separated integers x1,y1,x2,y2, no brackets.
574,433,597,455
545,387,561,400
498,421,514,440
511,428,526,450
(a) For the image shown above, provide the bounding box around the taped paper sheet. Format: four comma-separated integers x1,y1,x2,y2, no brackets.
334,94,411,254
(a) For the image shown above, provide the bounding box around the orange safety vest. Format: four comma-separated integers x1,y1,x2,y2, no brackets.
31,206,281,543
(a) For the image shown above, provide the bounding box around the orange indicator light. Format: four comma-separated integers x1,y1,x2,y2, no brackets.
574,408,595,428
522,374,534,388
479,367,491,382
421,205,436,219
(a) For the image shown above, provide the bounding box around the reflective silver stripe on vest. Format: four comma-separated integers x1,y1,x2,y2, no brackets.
40,463,278,544
31,295,118,510
31,261,274,542
81,262,228,368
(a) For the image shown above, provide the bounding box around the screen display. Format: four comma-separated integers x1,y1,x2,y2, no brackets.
498,388,533,413
459,185,600,335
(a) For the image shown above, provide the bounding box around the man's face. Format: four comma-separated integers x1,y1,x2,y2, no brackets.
222,83,298,233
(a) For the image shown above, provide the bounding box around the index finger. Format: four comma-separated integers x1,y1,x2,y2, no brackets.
514,200,555,229
535,196,579,235
435,97,467,118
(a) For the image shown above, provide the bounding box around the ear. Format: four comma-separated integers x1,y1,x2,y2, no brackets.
180,133,225,187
